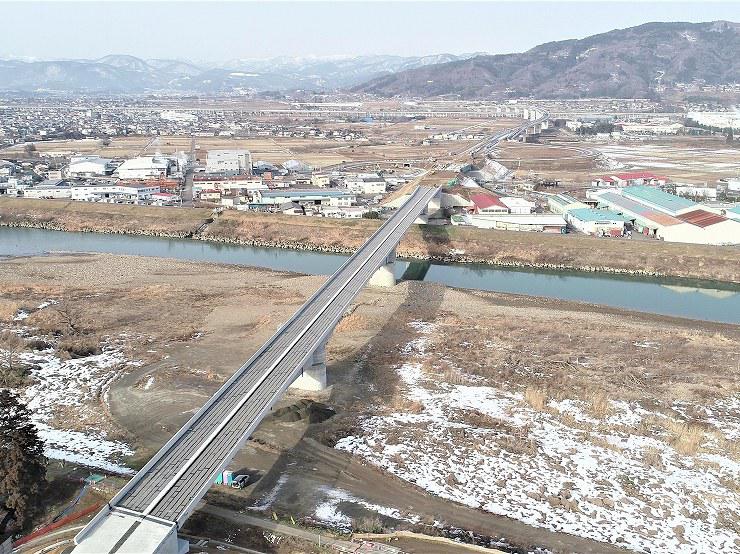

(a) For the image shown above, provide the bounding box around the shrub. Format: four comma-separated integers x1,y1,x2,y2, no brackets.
524,387,547,411
58,336,101,358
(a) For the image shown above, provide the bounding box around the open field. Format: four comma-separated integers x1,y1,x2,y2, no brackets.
496,136,740,186
0,253,737,553
1,117,519,169
2,197,739,283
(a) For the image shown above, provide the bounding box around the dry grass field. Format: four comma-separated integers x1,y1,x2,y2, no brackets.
2,117,519,169
496,136,740,186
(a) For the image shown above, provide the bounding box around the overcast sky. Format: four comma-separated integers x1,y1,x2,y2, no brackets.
3,1,739,62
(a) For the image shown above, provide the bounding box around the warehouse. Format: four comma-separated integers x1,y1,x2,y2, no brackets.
72,183,160,203
619,185,701,216
566,208,627,236
206,150,252,175
115,156,171,180
23,179,72,199
68,156,113,177
453,213,567,233
500,196,536,214
253,189,356,208
592,190,740,245
547,193,588,214
469,193,509,214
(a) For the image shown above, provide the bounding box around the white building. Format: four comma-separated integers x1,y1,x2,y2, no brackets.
192,175,265,196
72,183,160,203
346,174,387,195
115,157,171,180
23,180,72,199
499,196,536,214
206,150,252,175
311,173,331,188
68,156,113,177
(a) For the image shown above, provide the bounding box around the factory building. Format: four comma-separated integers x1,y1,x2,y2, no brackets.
252,189,356,208
590,188,740,245
115,156,171,180
23,179,72,199
346,174,387,195
547,193,588,215
206,150,252,175
499,196,536,214
453,213,567,233
566,208,627,236
68,156,114,177
71,183,160,203
193,175,266,196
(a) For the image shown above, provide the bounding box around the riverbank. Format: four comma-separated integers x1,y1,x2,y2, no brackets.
1,197,738,283
2,253,737,553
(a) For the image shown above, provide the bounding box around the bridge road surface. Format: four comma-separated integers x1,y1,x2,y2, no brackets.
73,185,439,553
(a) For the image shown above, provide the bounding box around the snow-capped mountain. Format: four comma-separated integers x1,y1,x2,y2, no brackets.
0,53,486,94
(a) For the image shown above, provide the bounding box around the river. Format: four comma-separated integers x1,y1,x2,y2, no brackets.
1,227,738,324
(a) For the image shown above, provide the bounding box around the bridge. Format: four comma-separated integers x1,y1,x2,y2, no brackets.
71,186,441,554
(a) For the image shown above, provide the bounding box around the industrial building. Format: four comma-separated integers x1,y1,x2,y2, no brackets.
499,196,536,214
589,187,740,245
452,213,567,233
566,208,627,236
345,174,387,195
205,150,252,175
547,193,588,214
23,179,72,199
193,175,266,196
115,156,171,180
71,183,160,203
252,188,356,208
68,156,114,178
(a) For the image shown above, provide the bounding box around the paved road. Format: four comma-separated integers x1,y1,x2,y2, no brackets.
96,186,439,527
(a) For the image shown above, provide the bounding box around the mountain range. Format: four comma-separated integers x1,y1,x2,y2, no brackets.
0,53,483,94
354,21,740,98
1,21,738,98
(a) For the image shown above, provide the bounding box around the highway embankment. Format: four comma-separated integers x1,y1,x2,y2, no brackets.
1,197,738,283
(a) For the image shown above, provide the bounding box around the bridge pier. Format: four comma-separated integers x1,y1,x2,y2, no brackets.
289,342,327,391
368,247,397,287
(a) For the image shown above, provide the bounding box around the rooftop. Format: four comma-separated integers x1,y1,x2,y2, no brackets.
261,188,353,198
622,186,697,214
595,191,683,227
676,209,728,228
470,193,507,210
568,207,628,222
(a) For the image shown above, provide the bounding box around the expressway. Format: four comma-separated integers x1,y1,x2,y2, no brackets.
73,185,440,554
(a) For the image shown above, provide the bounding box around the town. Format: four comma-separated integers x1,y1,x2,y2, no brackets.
1,98,739,245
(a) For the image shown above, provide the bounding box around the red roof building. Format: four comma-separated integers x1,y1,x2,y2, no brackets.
469,193,509,214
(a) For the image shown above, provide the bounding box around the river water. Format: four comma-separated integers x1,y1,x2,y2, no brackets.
1,227,738,324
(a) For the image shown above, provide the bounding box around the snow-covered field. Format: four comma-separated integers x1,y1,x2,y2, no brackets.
336,321,740,554
593,144,740,173
4,302,137,474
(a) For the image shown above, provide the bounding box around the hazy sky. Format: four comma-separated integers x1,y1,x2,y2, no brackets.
3,1,739,62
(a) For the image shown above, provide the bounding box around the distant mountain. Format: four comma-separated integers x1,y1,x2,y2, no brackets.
0,53,484,94
353,21,740,98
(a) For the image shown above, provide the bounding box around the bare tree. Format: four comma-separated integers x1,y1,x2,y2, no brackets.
0,331,26,386
51,301,89,336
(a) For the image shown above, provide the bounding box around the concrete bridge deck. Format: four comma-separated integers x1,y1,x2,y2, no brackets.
73,185,440,553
